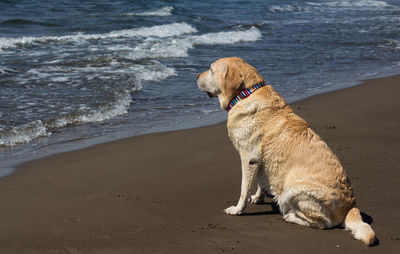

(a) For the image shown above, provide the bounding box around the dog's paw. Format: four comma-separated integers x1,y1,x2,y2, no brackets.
224,206,243,215
249,194,264,204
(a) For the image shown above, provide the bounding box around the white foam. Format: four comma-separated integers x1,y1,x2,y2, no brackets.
51,76,69,82
125,27,262,60
130,62,177,82
269,5,307,12
19,91,133,141
306,0,391,9
393,40,400,50
83,92,130,124
124,39,191,60
305,2,322,7
191,27,262,45
0,120,50,147
0,66,17,74
0,22,197,53
270,1,392,12
78,90,132,123
48,117,68,129
107,22,196,38
324,0,390,8
120,6,174,17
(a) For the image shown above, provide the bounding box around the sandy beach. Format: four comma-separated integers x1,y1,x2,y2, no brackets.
0,75,399,253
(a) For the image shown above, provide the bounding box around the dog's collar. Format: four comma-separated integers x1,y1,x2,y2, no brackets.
225,83,266,112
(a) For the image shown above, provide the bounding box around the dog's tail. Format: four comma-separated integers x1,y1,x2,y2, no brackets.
343,207,377,246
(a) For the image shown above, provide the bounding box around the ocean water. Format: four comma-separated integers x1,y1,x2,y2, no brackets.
1,0,400,175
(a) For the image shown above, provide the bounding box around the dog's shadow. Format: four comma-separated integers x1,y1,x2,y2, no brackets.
361,212,373,225
242,200,281,216
243,200,375,226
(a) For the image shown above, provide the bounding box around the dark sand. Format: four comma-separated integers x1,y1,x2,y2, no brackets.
0,76,399,253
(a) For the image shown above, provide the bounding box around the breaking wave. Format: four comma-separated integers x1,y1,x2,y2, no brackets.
269,0,393,12
120,6,174,17
125,26,262,60
0,60,176,147
0,22,197,53
0,120,49,147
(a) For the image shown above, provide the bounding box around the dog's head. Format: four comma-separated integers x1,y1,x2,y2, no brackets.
197,57,265,109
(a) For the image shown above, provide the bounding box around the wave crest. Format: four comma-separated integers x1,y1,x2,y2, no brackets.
120,6,174,17
0,120,50,147
125,27,262,60
0,22,197,53
269,0,393,12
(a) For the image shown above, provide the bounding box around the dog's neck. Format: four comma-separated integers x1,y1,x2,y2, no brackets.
225,83,267,112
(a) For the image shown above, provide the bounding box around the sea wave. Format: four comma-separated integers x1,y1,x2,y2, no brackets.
269,0,393,12
320,0,391,8
268,5,307,12
0,92,131,147
130,63,176,82
120,6,174,17
0,120,50,147
390,40,400,50
0,60,176,147
0,22,197,53
191,27,262,45
125,27,262,60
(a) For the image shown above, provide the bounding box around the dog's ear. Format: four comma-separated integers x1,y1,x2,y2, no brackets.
223,63,244,103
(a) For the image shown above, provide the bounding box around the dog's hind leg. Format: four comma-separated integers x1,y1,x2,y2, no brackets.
224,153,260,215
249,184,264,204
280,191,330,229
284,209,327,229
283,211,310,226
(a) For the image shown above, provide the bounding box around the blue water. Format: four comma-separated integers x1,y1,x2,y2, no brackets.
1,0,400,174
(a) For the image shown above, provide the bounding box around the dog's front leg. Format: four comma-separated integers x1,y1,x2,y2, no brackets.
224,155,259,215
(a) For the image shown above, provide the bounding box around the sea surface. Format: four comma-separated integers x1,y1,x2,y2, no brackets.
1,0,400,176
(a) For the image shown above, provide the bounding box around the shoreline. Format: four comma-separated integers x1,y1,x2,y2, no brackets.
1,72,398,179
0,109,228,179
0,75,399,253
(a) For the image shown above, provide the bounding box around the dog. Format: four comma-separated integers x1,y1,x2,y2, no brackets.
196,57,376,245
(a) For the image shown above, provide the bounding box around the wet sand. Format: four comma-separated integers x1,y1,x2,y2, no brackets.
0,76,399,253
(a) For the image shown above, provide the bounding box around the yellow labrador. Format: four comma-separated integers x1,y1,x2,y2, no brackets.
197,57,376,245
